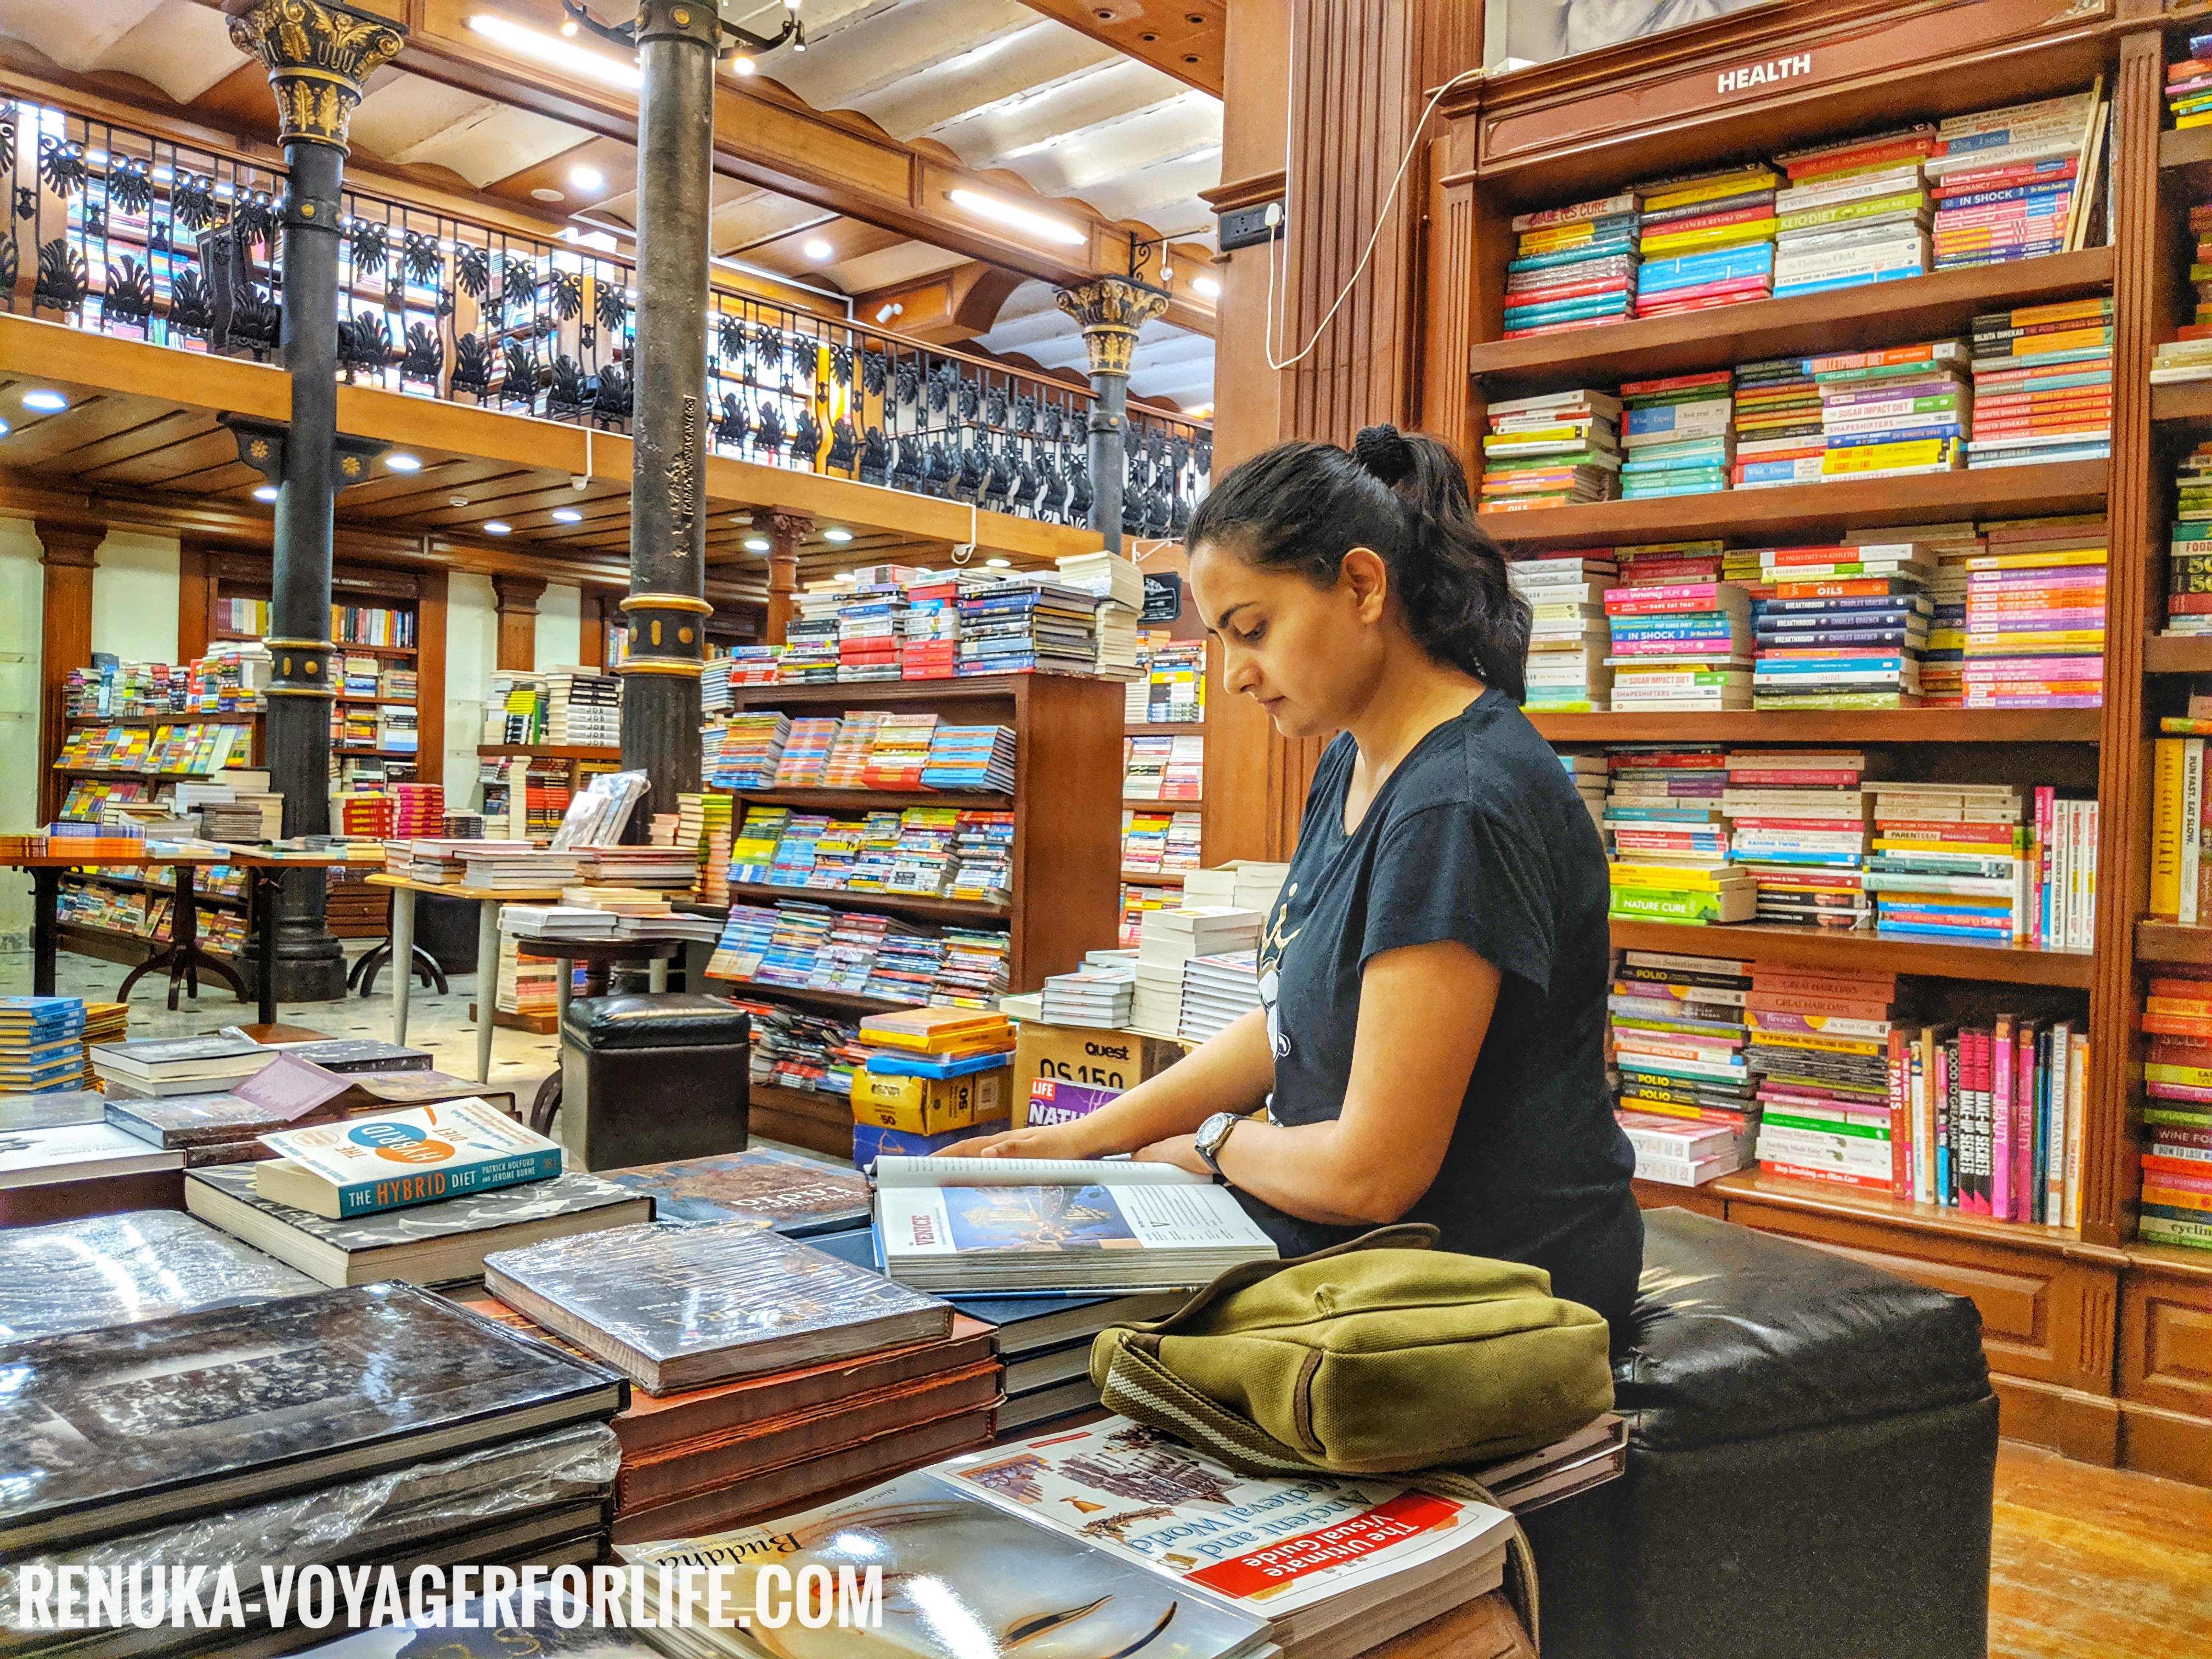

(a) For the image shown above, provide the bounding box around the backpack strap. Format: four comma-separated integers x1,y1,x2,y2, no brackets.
1104,1222,1442,1340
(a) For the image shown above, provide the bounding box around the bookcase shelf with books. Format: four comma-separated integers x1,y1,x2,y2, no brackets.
1427,0,2204,1476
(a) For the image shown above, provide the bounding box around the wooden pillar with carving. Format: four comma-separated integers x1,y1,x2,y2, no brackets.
492,575,545,673
764,511,809,645
37,524,101,827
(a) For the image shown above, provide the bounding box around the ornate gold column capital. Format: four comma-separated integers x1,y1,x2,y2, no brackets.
227,0,407,153
1056,276,1170,379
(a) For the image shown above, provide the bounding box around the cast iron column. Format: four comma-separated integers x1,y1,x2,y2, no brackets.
1056,278,1169,555
229,0,404,1002
617,0,718,823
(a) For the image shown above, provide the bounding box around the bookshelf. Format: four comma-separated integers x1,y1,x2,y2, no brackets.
1120,617,1215,938
708,670,1122,1156
1422,1,2203,1479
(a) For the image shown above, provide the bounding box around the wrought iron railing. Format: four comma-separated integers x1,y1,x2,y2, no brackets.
0,94,1212,539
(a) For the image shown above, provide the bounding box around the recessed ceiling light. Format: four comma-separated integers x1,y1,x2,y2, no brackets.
21,390,68,413
385,452,422,472
986,557,1011,568
531,187,566,202
552,507,584,523
947,188,1086,248
484,521,512,535
252,485,279,502
1192,275,1221,298
822,527,853,543
743,535,772,552
467,14,641,90
0,419,10,438
570,165,605,191
802,238,833,261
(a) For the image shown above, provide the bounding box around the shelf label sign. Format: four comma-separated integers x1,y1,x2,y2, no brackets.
1717,53,1812,96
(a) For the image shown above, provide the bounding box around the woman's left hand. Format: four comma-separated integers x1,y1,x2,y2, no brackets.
1133,1133,1210,1177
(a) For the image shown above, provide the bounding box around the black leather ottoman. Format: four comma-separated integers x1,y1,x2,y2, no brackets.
1523,1207,1997,1659
560,994,749,1172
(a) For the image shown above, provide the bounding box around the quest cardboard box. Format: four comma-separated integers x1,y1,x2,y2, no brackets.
1012,1020,1182,1129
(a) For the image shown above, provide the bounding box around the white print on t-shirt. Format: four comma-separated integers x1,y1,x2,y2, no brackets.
1259,883,1300,1061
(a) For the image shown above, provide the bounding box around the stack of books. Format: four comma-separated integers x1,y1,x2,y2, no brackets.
773,715,839,785
1501,194,1640,338
950,810,1015,902
1121,809,1203,876
1882,1015,2085,1223
704,710,790,788
1721,749,1871,929
1178,950,1262,1042
1731,358,1824,488
902,572,970,680
923,724,1017,792
391,781,443,837
1749,540,1932,708
1634,165,1778,317
89,1036,279,1099
958,581,1097,675
1959,515,2108,708
822,712,888,788
1514,552,1618,712
2140,975,2212,1251
1477,389,1623,513
1610,950,1762,1154
1617,1109,1752,1187
1558,750,1608,837
780,588,845,683
0,997,90,1096
1607,851,1756,924
1811,339,1970,480
545,669,620,747
2152,196,2212,385
838,581,909,682
459,848,580,889
1750,963,1900,1192
1603,577,1752,710
2170,37,2212,131
1057,551,1145,679
1040,964,1135,1030
1770,126,1934,298
2170,445,2212,634
1864,781,2041,944
1619,372,1732,499
2144,736,2212,927
1926,88,2108,270
1599,742,1725,873
1895,520,1988,703
1135,906,1262,1035
1967,297,2114,468
931,928,1012,1008
1144,640,1207,720
861,713,939,789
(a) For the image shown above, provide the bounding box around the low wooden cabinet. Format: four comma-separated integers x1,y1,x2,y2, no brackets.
2117,1250,2212,1481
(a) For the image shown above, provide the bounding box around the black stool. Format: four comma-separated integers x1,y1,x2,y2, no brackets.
556,994,749,1171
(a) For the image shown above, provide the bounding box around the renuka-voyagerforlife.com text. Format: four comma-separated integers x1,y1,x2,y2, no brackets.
13,1562,887,1632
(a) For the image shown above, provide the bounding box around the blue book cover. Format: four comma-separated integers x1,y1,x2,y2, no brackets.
1639,246,1775,287
1773,267,1926,299
1506,239,1639,273
1500,294,1632,325
1940,180,2075,210
1826,423,1966,448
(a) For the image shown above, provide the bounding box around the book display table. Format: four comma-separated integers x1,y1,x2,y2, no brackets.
368,874,568,1084
5,853,238,1009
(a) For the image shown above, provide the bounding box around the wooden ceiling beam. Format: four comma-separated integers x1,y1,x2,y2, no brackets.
1011,0,1225,97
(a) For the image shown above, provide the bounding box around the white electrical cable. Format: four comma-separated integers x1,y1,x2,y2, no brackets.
1263,30,1485,373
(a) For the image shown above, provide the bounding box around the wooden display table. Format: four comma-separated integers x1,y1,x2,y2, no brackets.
222,848,374,1027
368,874,569,1084
5,851,239,1008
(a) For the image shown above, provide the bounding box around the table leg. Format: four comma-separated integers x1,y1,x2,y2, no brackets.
170,865,198,1012
648,957,668,994
257,872,279,1026
31,868,59,997
556,955,573,1025
475,899,499,1085
390,887,416,1046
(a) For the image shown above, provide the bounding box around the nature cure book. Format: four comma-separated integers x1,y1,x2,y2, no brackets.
253,1097,562,1218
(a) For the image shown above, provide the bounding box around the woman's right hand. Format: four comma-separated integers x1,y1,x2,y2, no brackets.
936,1120,1098,1160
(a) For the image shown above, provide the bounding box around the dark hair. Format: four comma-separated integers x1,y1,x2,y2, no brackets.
1184,425,1531,701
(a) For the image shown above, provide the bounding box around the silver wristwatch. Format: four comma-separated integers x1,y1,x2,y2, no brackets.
1194,1111,1243,1180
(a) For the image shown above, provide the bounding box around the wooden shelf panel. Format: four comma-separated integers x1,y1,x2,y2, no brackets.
1713,1169,2080,1256
2141,635,2212,676
726,787,1012,810
2149,381,2212,426
723,881,1009,923
1609,918,2095,987
1126,720,1206,735
725,674,1051,707
477,744,623,760
2136,920,2212,966
2159,125,2212,180
1123,871,1187,885
1483,461,2109,554
1532,709,2100,744
65,711,263,725
1125,797,1205,810
701,975,921,1014
1470,249,2114,397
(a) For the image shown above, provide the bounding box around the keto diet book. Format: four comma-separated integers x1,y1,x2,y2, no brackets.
254,1098,562,1218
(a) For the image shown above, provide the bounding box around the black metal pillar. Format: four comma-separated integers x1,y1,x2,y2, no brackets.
1056,278,1170,556
618,0,718,827
228,0,405,1001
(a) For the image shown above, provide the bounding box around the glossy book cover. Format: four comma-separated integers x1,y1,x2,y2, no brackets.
187,1164,647,1251
0,1210,320,1342
600,1148,871,1235
257,1099,562,1217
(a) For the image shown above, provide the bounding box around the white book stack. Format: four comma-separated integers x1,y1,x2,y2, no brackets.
1182,861,1293,922
1136,906,1263,1035
1513,553,1620,712
1615,1110,1753,1186
1179,949,1262,1043
544,669,621,748
1040,966,1135,1030
459,850,582,889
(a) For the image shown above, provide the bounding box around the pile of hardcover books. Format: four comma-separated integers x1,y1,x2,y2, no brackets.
1927,88,2108,270
1721,749,1872,929
1750,963,1900,1192
1502,193,1640,338
1610,950,1762,1175
1748,539,1932,709
1634,166,1778,318
1967,297,2114,467
1603,575,1752,710
1513,551,1618,712
1959,514,2108,709
1477,389,1623,510
1620,373,1732,498
1770,126,1935,298
2140,975,2212,1250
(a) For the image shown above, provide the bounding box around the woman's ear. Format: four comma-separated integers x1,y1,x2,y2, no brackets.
1340,544,1390,623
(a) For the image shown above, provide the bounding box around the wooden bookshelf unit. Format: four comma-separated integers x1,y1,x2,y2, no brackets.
1416,0,2210,1481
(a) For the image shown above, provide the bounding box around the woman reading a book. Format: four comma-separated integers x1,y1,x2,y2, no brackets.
950,426,1643,1333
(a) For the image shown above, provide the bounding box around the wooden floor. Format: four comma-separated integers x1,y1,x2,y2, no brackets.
1992,1443,2212,1659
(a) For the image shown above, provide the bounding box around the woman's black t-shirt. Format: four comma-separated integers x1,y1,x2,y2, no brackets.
1241,688,1643,1329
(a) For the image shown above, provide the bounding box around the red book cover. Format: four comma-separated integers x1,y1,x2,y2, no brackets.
1786,136,1937,179
1618,369,1736,397
1889,1028,1910,1198
1502,275,1635,306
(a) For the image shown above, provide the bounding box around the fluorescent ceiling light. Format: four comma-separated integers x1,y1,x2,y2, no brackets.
552,507,584,523
569,165,605,191
253,485,279,502
1192,275,1221,298
21,390,69,412
947,188,1085,248
484,521,512,535
802,239,833,262
385,453,422,472
822,527,853,543
743,536,771,552
467,15,640,91
985,557,1011,568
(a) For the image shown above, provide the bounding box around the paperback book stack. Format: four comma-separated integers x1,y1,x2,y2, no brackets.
779,590,845,684
1602,578,1753,710
1748,540,1932,708
1500,194,1640,338
2171,38,2212,132
2170,444,2212,634
392,781,443,838
1926,88,2107,270
774,715,840,786
861,714,939,789
0,997,89,1096
1967,297,2114,468
1041,964,1135,1030
950,811,1015,902
1558,751,1609,837
958,582,1098,676
1720,749,1872,929
1804,340,1970,481
1057,551,1144,679
1144,641,1206,721
727,806,789,885
1620,373,1733,499
1607,845,1755,924
922,724,1017,792
931,930,1012,1008
1864,781,2036,945
822,712,888,789
902,572,969,681
1601,743,1728,872
1959,516,2108,708
2140,974,2212,1251
1633,166,1778,317
704,710,789,789
1513,552,1618,711
1136,906,1262,1036
1616,1109,1752,1187
1731,358,1825,488
1477,390,1623,512
2152,197,2212,385
1885,1015,2086,1223
1610,950,1761,1149
1894,521,1987,703
837,582,909,683
1178,950,1262,1043
544,671,620,747
1749,963,1901,1193
1124,733,1205,800
1769,126,1934,298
